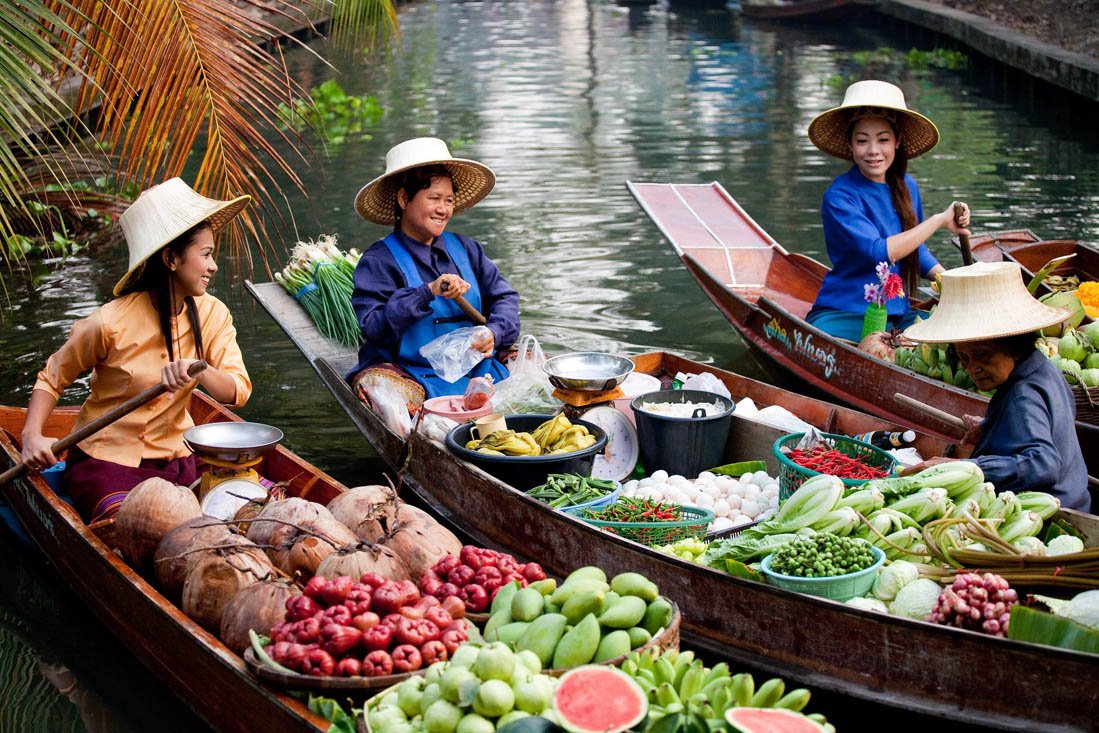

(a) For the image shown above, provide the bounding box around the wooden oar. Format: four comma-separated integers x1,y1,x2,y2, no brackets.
440,281,487,326
0,360,207,486
955,202,973,266
893,392,967,432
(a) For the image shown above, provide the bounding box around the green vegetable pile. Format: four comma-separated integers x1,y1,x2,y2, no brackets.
275,235,361,348
524,473,618,508
769,534,876,578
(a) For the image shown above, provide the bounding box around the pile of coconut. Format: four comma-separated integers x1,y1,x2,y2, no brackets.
110,478,460,654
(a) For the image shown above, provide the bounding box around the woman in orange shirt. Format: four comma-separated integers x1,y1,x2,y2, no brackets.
20,179,253,522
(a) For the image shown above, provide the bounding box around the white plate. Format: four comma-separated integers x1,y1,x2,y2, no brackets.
582,406,639,482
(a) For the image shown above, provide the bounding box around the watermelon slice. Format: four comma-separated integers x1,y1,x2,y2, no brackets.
725,708,827,733
552,666,647,733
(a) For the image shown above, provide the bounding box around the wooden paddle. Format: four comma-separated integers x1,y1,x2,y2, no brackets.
893,392,967,432
955,202,973,266
440,281,487,326
0,360,207,487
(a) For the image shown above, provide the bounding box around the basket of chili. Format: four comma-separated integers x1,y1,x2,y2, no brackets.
773,432,895,500
565,498,715,546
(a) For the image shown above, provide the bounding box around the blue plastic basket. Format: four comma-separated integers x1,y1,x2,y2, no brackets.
560,483,622,512
760,544,885,601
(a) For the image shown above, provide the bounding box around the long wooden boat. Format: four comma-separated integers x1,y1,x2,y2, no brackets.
0,396,347,733
246,279,1097,732
967,229,1099,298
626,181,1099,482
739,0,877,22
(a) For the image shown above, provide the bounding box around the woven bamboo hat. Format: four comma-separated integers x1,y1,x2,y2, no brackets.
903,261,1069,343
114,178,250,296
808,80,940,160
354,137,495,225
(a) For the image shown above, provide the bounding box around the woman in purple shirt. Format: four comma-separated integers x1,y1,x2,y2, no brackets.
805,80,971,342
348,138,520,408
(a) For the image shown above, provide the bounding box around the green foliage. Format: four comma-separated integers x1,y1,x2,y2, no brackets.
278,79,384,147
823,46,969,87
906,48,968,71
308,695,358,733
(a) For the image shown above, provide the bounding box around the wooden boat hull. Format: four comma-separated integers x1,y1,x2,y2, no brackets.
246,280,1097,731
739,0,877,21
0,397,342,733
969,230,1099,298
627,181,1099,481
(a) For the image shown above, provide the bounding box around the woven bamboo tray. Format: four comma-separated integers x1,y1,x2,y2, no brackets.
1073,383,1099,424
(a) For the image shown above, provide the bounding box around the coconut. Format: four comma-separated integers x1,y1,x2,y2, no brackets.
154,516,238,602
218,577,296,655
315,541,411,581
181,543,274,633
245,497,329,547
267,516,358,580
114,478,202,573
384,504,462,579
327,484,401,542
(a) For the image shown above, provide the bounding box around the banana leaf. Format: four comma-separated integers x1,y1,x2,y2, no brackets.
1027,254,1077,295
1007,605,1099,655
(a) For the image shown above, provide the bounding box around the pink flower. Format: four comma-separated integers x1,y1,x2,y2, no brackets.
864,283,881,304
863,261,905,306
883,273,905,300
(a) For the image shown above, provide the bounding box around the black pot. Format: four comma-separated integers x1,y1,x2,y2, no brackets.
631,389,734,478
445,414,608,491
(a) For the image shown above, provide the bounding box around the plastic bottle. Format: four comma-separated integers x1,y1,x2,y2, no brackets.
854,430,916,449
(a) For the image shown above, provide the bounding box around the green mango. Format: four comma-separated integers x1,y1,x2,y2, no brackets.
549,578,609,607
491,581,522,616
511,587,546,622
592,630,632,663
642,598,674,636
560,587,605,625
610,572,659,602
598,595,647,629
562,566,607,585
497,621,532,646
550,613,600,669
626,626,652,648
483,607,512,642
516,614,568,668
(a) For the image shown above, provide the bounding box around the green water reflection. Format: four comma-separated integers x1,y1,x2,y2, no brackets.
1,1,1096,728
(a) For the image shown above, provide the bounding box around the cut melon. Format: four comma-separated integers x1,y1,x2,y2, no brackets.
725,708,827,733
552,666,647,733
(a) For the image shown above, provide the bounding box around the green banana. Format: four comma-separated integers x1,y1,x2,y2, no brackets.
621,657,638,676
749,678,785,708
656,682,681,707
637,668,657,685
678,661,706,700
730,673,755,708
707,680,731,714
654,656,677,686
672,651,695,689
774,688,812,712
633,674,656,696
702,662,729,687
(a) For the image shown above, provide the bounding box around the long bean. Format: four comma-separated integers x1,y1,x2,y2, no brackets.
525,473,617,508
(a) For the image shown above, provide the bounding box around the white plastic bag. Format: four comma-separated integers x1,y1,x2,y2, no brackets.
365,381,413,437
419,326,491,383
491,334,561,414
676,371,732,399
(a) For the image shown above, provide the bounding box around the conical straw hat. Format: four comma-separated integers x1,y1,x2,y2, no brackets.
903,261,1069,343
354,137,495,225
114,178,250,296
808,80,940,160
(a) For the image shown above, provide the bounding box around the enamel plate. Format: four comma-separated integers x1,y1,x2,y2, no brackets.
583,406,640,482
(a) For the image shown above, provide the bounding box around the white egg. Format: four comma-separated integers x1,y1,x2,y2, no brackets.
730,514,754,528
710,516,735,532
715,476,737,491
713,499,731,517
703,483,722,498
693,493,714,508
650,469,669,483
743,485,762,500
728,508,742,518
741,499,761,518
751,470,771,486
725,494,742,510
669,475,692,490
669,490,689,505
729,483,747,499
696,471,716,483
761,483,779,498
767,494,780,508
624,480,639,493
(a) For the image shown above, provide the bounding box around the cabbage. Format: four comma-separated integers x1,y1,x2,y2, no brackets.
1058,590,1099,629
871,560,919,602
889,578,942,621
1046,535,1085,556
845,596,888,613
1011,536,1047,556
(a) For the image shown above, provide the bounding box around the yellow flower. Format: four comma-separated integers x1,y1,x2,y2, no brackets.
1077,281,1099,318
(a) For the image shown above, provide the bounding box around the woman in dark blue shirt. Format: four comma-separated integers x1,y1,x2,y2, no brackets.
348,138,520,406
806,80,971,342
902,262,1090,513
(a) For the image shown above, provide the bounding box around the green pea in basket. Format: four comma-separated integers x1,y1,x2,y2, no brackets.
772,432,896,501
564,504,716,547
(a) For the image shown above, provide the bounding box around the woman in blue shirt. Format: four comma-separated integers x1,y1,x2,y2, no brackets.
348,138,520,407
805,80,971,342
901,262,1090,513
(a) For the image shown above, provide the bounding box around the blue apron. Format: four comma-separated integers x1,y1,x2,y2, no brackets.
382,232,509,398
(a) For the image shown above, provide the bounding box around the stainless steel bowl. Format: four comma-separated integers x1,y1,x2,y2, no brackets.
542,352,634,392
183,422,284,463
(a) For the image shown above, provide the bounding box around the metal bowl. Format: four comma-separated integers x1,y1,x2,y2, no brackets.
542,352,634,392
183,422,284,463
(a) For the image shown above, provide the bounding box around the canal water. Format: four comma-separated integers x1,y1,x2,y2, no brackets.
1,1,1097,729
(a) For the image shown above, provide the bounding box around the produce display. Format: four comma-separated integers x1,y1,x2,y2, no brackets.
465,414,596,456
524,474,619,509
767,535,876,578
263,573,471,677
571,499,713,547
657,537,710,564
893,341,982,393
929,572,1018,637
621,469,780,533
364,642,559,733
275,236,360,348
1041,324,1099,387
482,566,674,671
418,546,547,614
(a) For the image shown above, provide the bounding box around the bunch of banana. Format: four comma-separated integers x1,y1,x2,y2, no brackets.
465,429,541,456
894,341,985,394
621,648,833,733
